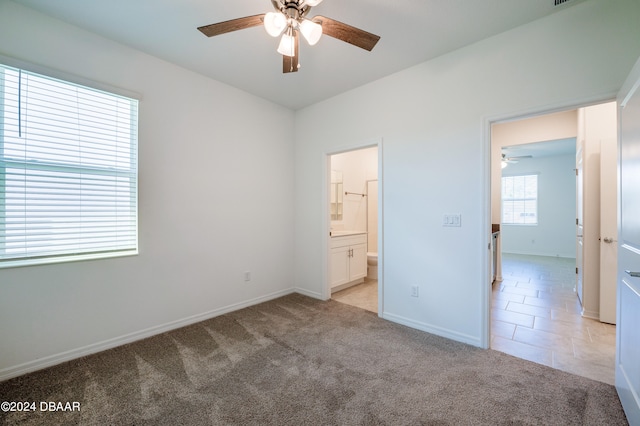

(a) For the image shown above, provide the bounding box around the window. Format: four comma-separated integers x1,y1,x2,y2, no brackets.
502,174,538,225
0,63,138,267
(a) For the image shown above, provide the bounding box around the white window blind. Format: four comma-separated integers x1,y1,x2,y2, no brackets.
0,63,138,267
502,174,538,225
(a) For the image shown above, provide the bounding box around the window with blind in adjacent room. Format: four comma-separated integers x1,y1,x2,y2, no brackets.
0,63,139,267
501,174,538,225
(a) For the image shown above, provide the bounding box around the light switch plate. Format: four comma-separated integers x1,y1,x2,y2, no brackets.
443,214,462,227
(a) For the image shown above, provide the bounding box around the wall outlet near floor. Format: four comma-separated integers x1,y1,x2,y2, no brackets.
411,285,419,297
244,271,251,282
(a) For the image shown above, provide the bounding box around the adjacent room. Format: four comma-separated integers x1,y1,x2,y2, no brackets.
490,104,617,385
1,0,640,423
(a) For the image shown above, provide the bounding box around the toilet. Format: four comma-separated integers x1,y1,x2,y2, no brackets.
367,252,378,280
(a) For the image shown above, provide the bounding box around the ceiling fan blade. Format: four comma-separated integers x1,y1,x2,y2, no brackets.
198,14,264,37
314,16,380,51
283,32,300,74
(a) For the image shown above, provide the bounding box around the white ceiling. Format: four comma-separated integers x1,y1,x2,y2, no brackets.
13,0,585,110
503,138,577,159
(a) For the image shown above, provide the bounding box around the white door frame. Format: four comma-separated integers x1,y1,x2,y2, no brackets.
481,95,617,348
323,138,385,315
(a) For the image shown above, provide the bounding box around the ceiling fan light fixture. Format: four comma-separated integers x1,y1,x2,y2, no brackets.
277,30,296,57
304,0,324,6
264,11,287,37
299,19,322,45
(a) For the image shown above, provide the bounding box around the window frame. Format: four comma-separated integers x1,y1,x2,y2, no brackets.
0,56,140,268
501,173,539,226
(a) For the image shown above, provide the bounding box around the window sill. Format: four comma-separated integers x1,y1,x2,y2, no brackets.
0,250,139,269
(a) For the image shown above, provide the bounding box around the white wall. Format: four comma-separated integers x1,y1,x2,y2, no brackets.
330,147,378,232
0,1,295,379
500,154,577,258
491,110,578,224
294,0,640,346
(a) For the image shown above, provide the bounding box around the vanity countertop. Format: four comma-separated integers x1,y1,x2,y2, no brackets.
330,230,367,237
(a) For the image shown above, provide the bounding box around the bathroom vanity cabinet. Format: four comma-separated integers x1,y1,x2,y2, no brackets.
330,233,367,291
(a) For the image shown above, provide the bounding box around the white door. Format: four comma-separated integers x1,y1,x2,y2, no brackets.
616,57,640,423
600,136,618,324
576,143,584,305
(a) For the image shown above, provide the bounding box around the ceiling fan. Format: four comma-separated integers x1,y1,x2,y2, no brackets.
197,0,381,73
501,153,532,168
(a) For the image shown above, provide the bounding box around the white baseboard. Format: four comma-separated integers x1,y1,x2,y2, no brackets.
294,287,324,300
582,309,600,320
502,250,576,259
0,288,295,382
382,312,481,347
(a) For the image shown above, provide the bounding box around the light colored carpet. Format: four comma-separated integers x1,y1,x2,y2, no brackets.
0,294,628,425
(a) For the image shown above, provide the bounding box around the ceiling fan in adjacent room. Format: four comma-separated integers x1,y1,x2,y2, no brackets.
197,0,381,73
501,153,532,168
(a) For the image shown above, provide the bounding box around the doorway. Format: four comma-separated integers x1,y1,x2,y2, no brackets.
489,103,617,385
327,145,380,314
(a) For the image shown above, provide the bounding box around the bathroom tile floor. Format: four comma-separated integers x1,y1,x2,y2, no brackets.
492,253,616,385
332,279,378,313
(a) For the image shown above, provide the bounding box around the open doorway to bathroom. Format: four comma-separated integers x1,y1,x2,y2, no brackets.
328,145,379,313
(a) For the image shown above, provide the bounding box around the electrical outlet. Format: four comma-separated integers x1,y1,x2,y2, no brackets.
244,271,251,282
411,285,419,297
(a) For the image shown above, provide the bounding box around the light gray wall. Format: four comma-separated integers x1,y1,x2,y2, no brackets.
330,147,378,233
0,1,295,379
293,0,640,346
501,153,577,258
491,110,578,224
2,0,640,378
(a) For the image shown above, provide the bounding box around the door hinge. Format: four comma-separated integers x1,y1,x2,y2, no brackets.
576,267,578,274
576,218,579,225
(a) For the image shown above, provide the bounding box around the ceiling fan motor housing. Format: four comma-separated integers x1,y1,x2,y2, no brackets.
275,1,312,21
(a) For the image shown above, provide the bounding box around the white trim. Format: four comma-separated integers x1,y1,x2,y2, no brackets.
481,116,492,349
0,250,138,270
383,312,481,347
501,250,576,259
377,139,384,317
581,308,600,320
294,287,323,300
322,155,331,301
0,288,295,381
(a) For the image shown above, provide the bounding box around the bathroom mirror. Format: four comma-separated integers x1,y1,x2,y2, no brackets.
330,170,343,221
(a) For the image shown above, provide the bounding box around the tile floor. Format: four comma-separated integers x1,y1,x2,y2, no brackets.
492,253,616,385
332,279,378,313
